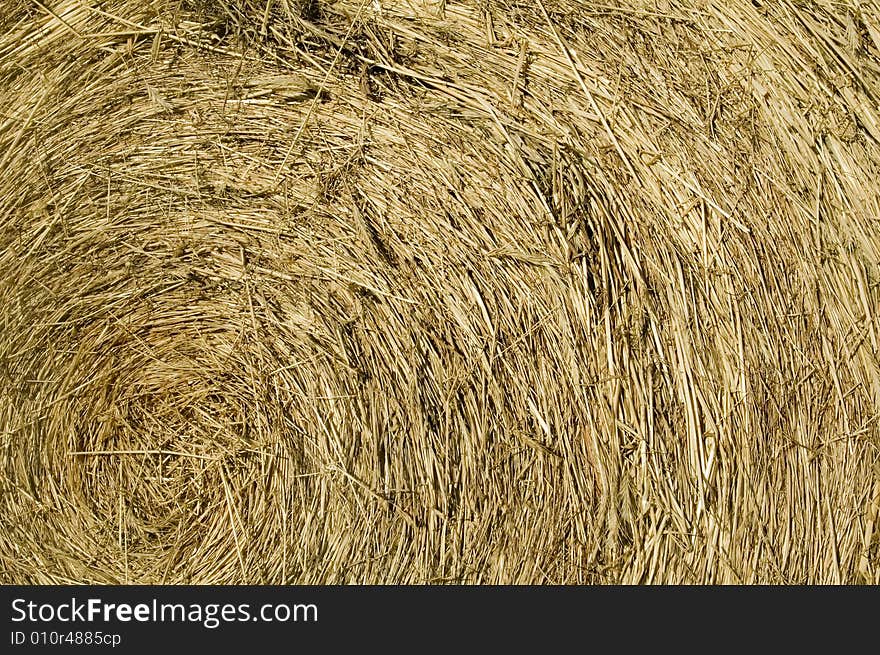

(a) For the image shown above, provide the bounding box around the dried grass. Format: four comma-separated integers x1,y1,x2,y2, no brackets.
1,0,880,583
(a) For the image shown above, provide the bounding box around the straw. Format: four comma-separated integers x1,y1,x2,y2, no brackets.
1,0,879,583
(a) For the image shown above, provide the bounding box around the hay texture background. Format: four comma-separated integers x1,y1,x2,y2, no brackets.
1,0,880,583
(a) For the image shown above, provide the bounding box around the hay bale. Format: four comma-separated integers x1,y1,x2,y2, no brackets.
1,0,879,583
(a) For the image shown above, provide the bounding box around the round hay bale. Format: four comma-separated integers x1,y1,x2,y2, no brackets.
1,0,879,583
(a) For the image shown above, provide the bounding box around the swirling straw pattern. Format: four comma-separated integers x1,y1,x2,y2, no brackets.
1,0,879,583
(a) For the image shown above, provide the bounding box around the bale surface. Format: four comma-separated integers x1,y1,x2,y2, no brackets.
1,0,880,583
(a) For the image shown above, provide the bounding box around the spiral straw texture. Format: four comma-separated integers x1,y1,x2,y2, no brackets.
1,0,880,583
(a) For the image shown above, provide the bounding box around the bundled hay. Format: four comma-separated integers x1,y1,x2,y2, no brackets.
1,0,880,584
